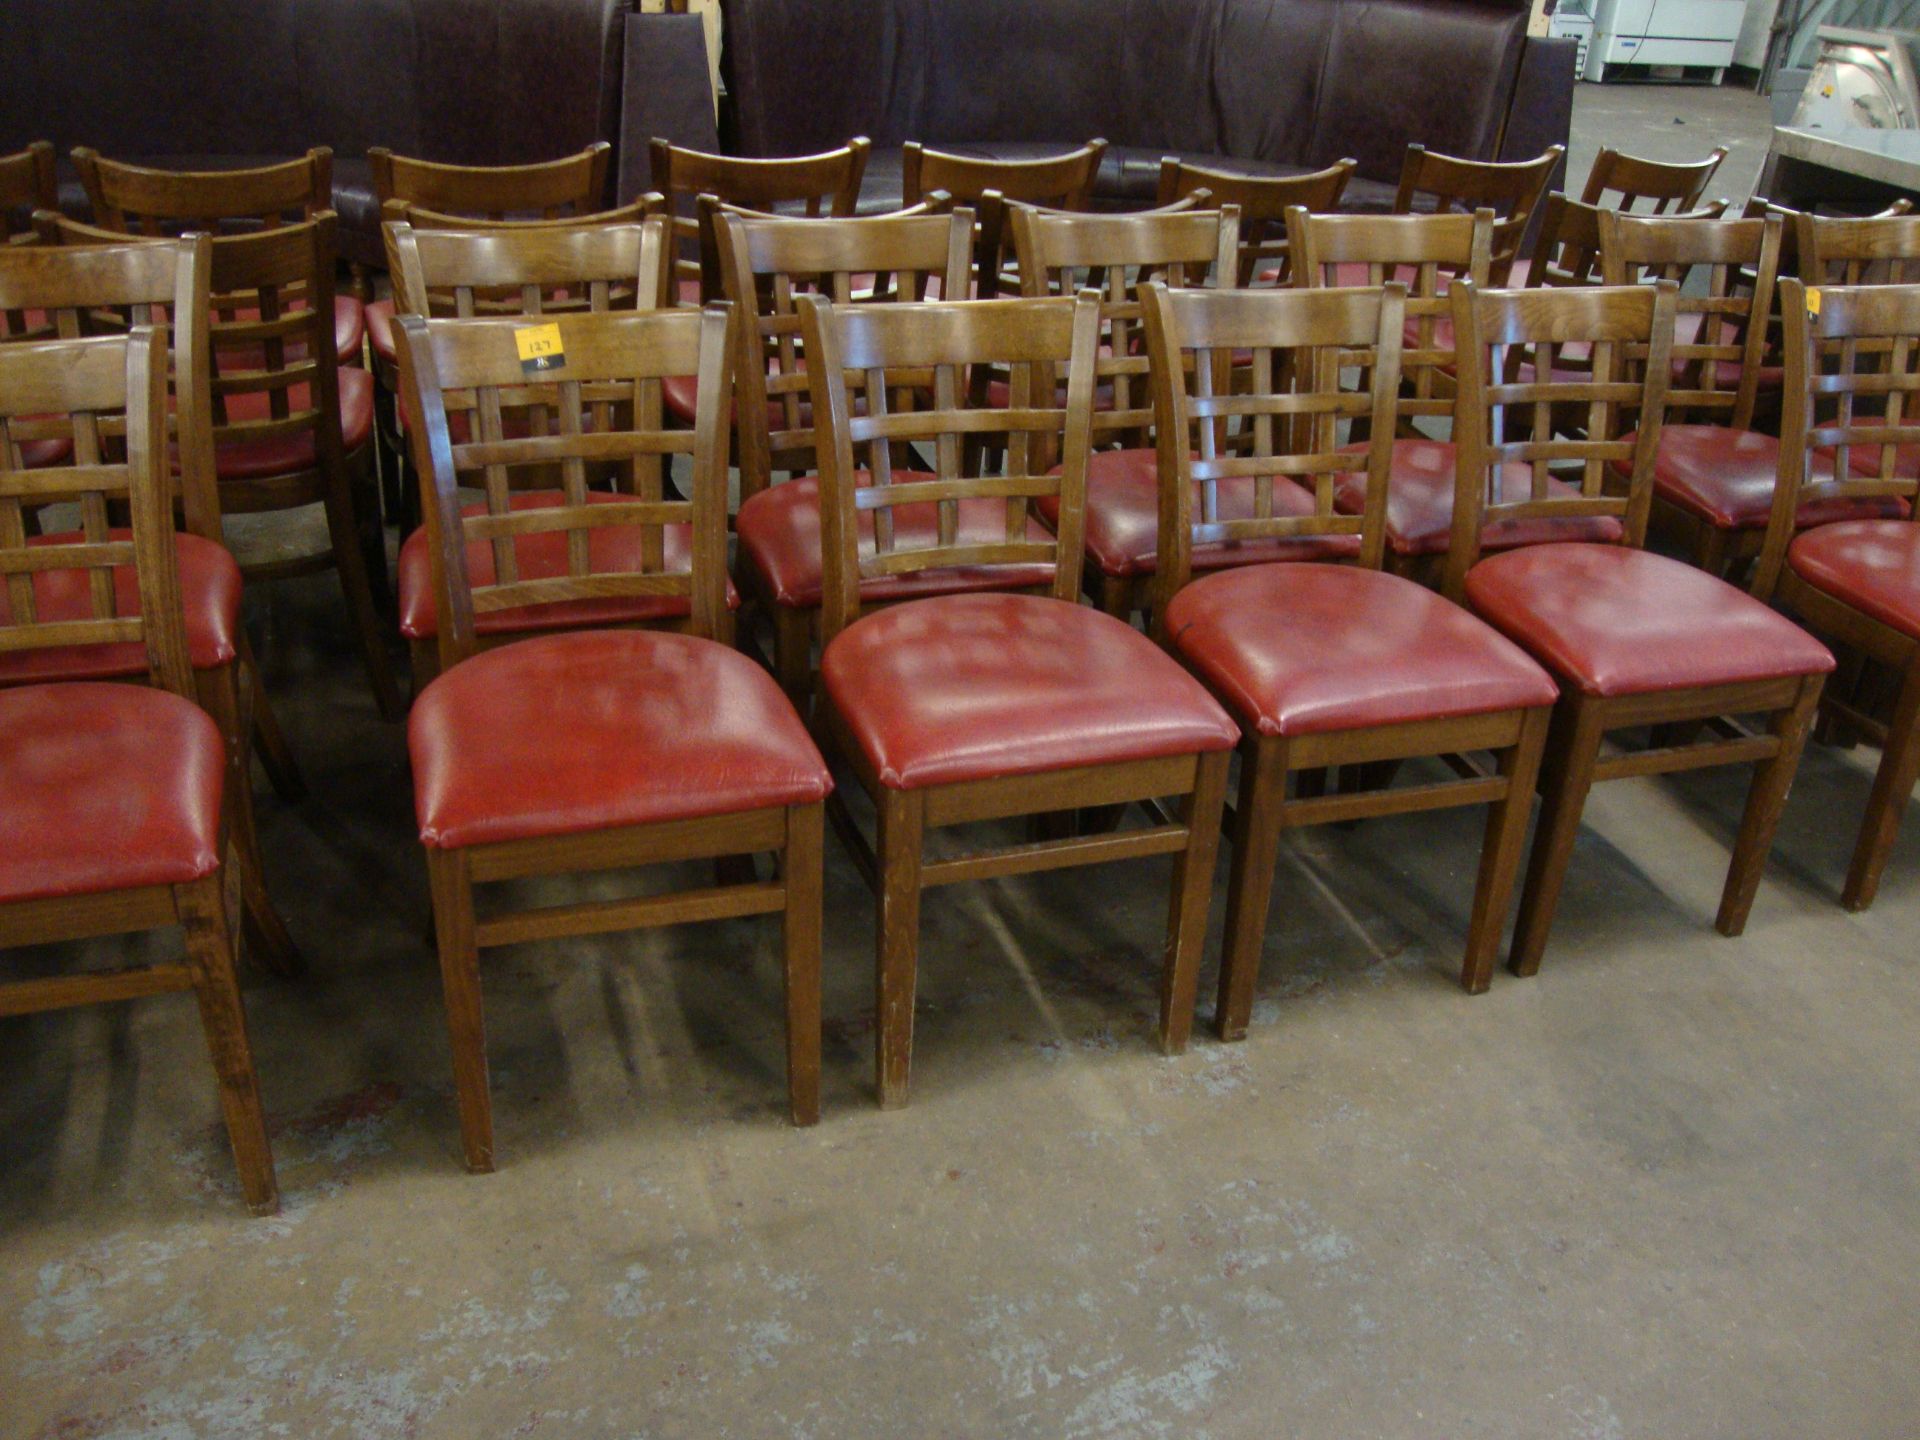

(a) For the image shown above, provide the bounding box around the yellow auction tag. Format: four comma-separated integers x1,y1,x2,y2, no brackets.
1806,286,1823,316
514,322,566,375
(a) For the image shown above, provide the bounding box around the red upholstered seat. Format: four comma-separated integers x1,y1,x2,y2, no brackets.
820,592,1239,790
0,531,240,684
1670,312,1783,393
1333,439,1624,558
220,295,365,368
20,432,72,468
410,629,831,849
736,473,1057,608
1465,542,1834,697
209,367,376,481
1164,562,1556,736
0,682,224,903
366,297,397,364
1621,424,1906,531
1787,520,1920,640
1838,413,1920,480
396,490,740,641
1038,448,1360,578
661,373,799,436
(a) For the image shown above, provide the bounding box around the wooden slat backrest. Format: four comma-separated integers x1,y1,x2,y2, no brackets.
1156,158,1354,288
0,327,192,696
1288,208,1492,422
0,236,218,540
902,140,1107,304
73,149,332,237
1,141,56,244
799,293,1102,640
1011,205,1242,445
1140,281,1406,631
395,304,734,669
1530,195,1729,296
1599,210,1781,432
1754,279,1920,598
715,206,973,504
1796,210,1920,287
1579,146,1727,214
1393,144,1563,285
369,143,612,220
650,138,870,304
1442,280,1678,601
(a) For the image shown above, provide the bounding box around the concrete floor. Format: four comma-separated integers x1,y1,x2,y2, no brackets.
7,84,1920,1440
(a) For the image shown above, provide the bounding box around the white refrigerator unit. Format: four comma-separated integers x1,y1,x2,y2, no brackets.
1584,0,1748,82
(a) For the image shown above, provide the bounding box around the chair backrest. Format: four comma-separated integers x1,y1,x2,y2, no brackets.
902,140,1107,302
0,326,193,697
797,292,1102,640
714,205,974,504
1,141,57,244
1139,281,1407,631
1155,157,1354,288
380,195,660,234
384,217,671,323
1530,194,1729,296
1011,205,1241,448
1287,208,1492,425
72,149,333,237
1442,279,1678,601
1599,210,1782,433
0,236,218,540
1580,146,1727,214
394,304,735,669
1755,279,1920,599
368,143,613,220
1796,210,1920,287
1393,143,1563,285
650,138,870,303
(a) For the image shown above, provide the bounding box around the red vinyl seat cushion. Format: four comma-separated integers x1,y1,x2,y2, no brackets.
396,490,738,641
1787,520,1920,640
1164,562,1557,737
661,373,798,437
0,682,224,903
1038,448,1360,579
1334,439,1624,558
0,531,240,684
366,297,397,364
210,367,376,481
820,592,1239,790
1465,543,1834,697
1622,424,1907,531
736,474,1057,609
410,629,831,849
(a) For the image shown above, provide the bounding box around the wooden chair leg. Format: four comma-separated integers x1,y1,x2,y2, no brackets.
322,449,404,722
425,847,493,1172
1159,750,1229,1054
1097,573,1133,620
409,638,438,702
1694,522,1732,580
873,786,925,1109
176,873,278,1216
784,803,825,1126
1719,673,1825,933
1843,659,1920,912
196,663,301,978
1509,691,1607,978
240,634,305,802
771,604,814,714
1459,707,1550,993
1216,735,1287,1042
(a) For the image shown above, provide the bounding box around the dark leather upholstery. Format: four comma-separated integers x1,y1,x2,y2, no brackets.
1038,448,1361,579
366,298,397,364
410,629,831,849
0,0,629,268
1620,425,1909,532
1465,543,1834,698
0,682,224,903
1788,521,1920,640
0,532,241,684
396,490,740,642
210,367,375,480
1333,440,1624,558
736,475,1057,609
1165,562,1557,736
820,593,1239,790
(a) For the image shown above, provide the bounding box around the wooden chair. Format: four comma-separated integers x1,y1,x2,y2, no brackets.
799,291,1237,1105
1,140,56,244
383,217,695,690
901,140,1107,303
0,235,301,974
1580,146,1728,214
1008,204,1249,619
1139,281,1556,1018
1753,279,1920,910
1393,143,1564,286
1446,279,1833,974
395,303,829,1167
0,325,277,1214
1155,157,1355,288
